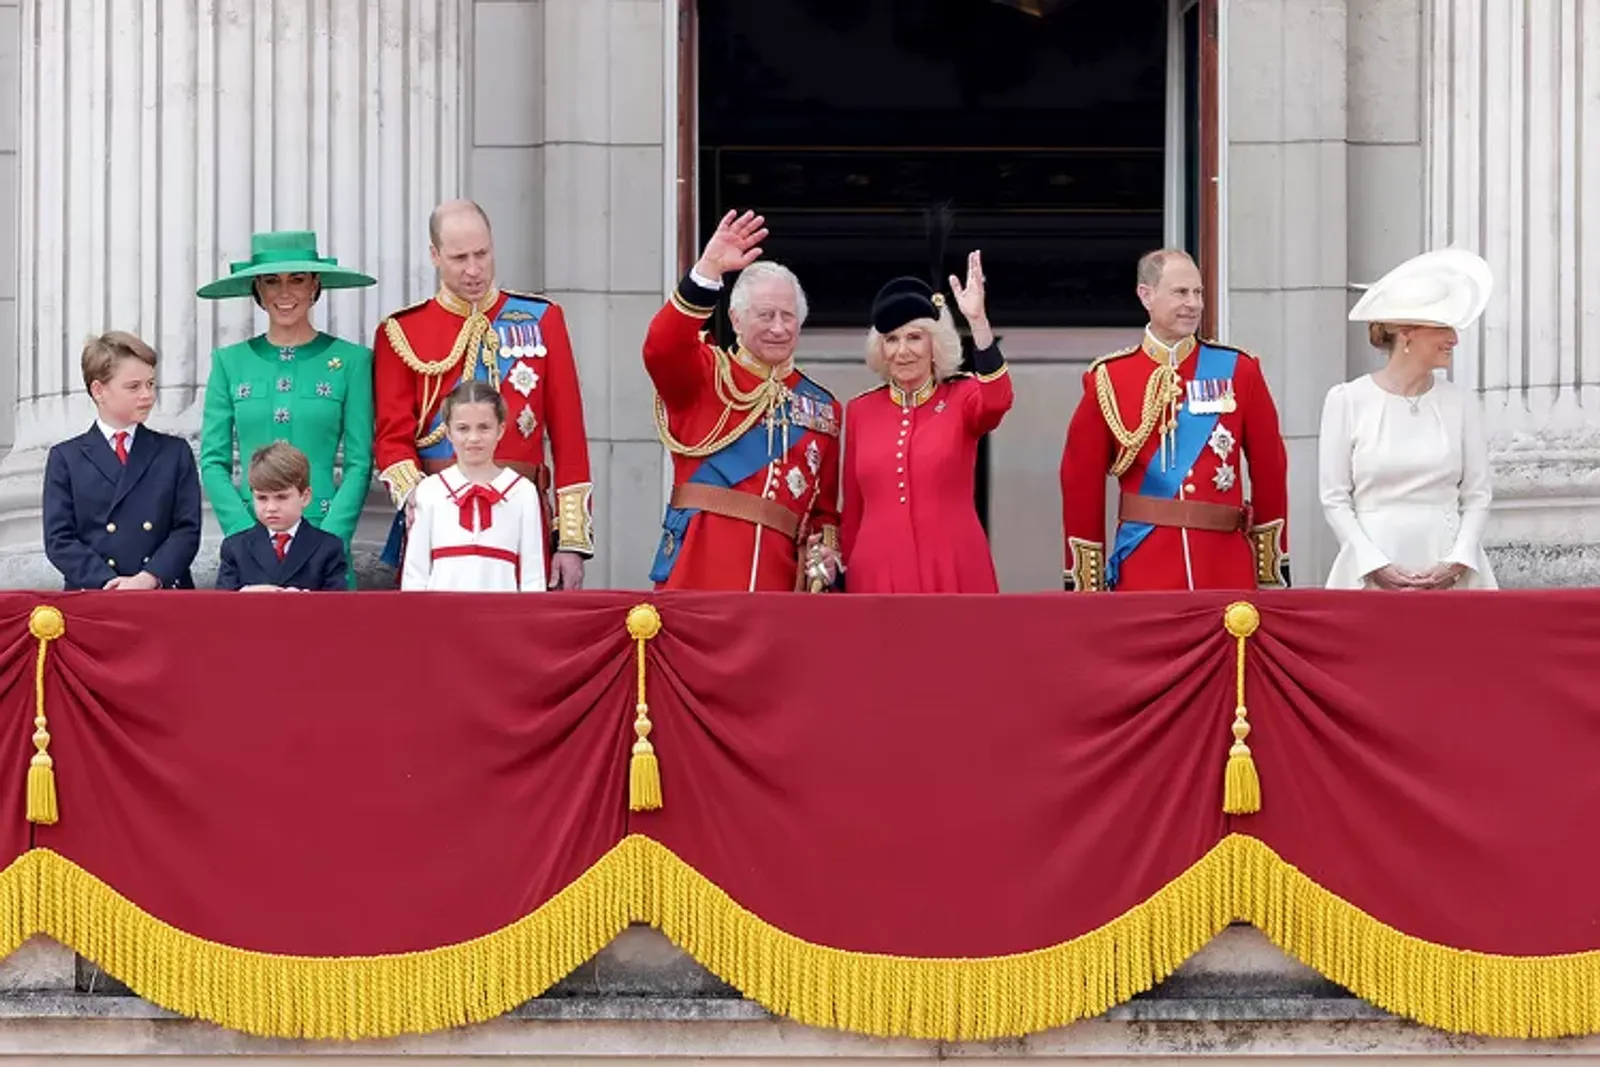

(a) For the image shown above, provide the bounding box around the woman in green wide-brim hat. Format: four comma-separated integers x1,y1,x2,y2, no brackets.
198,231,378,588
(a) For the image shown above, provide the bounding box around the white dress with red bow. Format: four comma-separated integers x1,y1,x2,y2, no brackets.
400,465,548,592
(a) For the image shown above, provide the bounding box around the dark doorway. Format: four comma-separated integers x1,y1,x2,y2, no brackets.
694,0,1169,330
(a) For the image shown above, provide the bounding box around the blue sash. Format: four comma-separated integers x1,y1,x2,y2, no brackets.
1106,344,1238,588
649,377,834,583
417,295,550,462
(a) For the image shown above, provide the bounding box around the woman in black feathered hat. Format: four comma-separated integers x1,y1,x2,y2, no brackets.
834,250,1014,593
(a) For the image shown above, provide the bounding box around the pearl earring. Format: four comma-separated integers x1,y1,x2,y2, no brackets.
1403,339,1410,356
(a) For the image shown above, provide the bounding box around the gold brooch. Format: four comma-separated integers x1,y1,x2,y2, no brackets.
327,357,343,371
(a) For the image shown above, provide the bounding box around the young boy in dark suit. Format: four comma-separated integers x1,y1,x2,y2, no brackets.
216,442,348,592
43,332,202,590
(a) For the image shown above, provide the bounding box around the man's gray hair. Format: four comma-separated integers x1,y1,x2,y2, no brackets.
730,261,809,326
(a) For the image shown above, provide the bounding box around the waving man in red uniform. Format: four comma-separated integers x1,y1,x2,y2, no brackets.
1058,249,1289,592
373,200,594,588
644,210,842,591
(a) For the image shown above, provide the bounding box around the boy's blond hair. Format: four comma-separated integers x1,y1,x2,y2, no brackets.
81,331,158,393
247,442,312,494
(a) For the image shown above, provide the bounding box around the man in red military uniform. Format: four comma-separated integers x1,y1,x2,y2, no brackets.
644,210,842,591
374,200,594,588
1059,249,1289,592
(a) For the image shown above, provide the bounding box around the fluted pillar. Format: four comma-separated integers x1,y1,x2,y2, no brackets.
1426,0,1600,585
0,0,463,577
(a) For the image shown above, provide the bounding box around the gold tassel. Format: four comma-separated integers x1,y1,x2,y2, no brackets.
626,604,664,811
26,605,65,825
1221,601,1260,815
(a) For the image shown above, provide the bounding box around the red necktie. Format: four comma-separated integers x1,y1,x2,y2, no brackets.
113,431,129,465
273,532,291,561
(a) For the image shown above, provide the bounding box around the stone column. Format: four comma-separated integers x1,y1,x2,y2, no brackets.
1426,0,1600,586
1224,0,1351,585
0,0,463,583
466,0,672,591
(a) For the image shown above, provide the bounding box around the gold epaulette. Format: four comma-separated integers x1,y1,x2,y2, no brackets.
500,288,552,304
1088,344,1141,372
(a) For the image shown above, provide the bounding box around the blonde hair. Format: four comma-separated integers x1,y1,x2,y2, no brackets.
864,306,964,382
1368,322,1398,350
248,442,312,493
1137,248,1197,288
81,331,157,393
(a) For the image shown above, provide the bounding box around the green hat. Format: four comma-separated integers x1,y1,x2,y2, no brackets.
197,230,377,300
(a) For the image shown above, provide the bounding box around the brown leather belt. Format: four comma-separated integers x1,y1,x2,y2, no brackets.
1119,492,1248,533
671,483,800,541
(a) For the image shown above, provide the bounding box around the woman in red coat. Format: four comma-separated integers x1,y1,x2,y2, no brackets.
838,252,1013,593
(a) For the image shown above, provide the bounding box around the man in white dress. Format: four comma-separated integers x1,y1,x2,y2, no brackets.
1321,249,1497,590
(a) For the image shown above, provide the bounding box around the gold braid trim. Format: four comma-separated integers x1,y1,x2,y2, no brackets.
655,346,789,459
384,309,501,451
1095,361,1183,477
0,835,1592,1039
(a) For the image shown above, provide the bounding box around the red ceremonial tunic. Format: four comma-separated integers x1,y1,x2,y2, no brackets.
840,356,1013,593
644,274,841,592
372,286,595,554
1059,334,1289,592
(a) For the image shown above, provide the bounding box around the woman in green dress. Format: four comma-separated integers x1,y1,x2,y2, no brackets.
198,231,377,587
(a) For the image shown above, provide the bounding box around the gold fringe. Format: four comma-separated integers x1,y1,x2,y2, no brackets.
632,834,1235,1041
626,604,664,812
26,605,65,825
0,835,1591,1040
25,844,634,1040
1221,601,1261,815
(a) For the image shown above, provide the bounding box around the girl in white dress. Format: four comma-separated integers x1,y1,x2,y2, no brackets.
401,381,548,592
1321,249,1496,591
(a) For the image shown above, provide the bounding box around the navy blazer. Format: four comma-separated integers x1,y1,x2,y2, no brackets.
43,424,202,590
216,522,347,592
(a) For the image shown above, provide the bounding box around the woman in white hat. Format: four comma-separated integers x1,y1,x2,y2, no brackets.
1320,249,1496,590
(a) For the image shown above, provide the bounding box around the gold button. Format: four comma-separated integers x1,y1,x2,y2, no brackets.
106,522,116,533
142,521,153,531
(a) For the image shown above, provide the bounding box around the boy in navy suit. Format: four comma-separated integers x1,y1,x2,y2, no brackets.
43,332,202,590
216,442,348,592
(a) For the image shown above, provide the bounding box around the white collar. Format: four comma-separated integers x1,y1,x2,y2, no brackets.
95,419,138,445
266,521,302,541
442,464,519,495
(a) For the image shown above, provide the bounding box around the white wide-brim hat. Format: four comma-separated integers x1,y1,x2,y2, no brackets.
1347,249,1493,331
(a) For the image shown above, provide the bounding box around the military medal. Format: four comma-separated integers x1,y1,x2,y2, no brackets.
530,324,547,359
1208,425,1235,460
509,362,539,397
806,440,821,478
1213,463,1237,492
517,405,538,438
786,466,808,498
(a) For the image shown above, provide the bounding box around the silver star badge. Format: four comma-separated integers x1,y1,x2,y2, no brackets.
806,440,821,477
517,405,538,438
1208,424,1236,460
1213,462,1237,492
786,466,807,498
509,362,540,397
